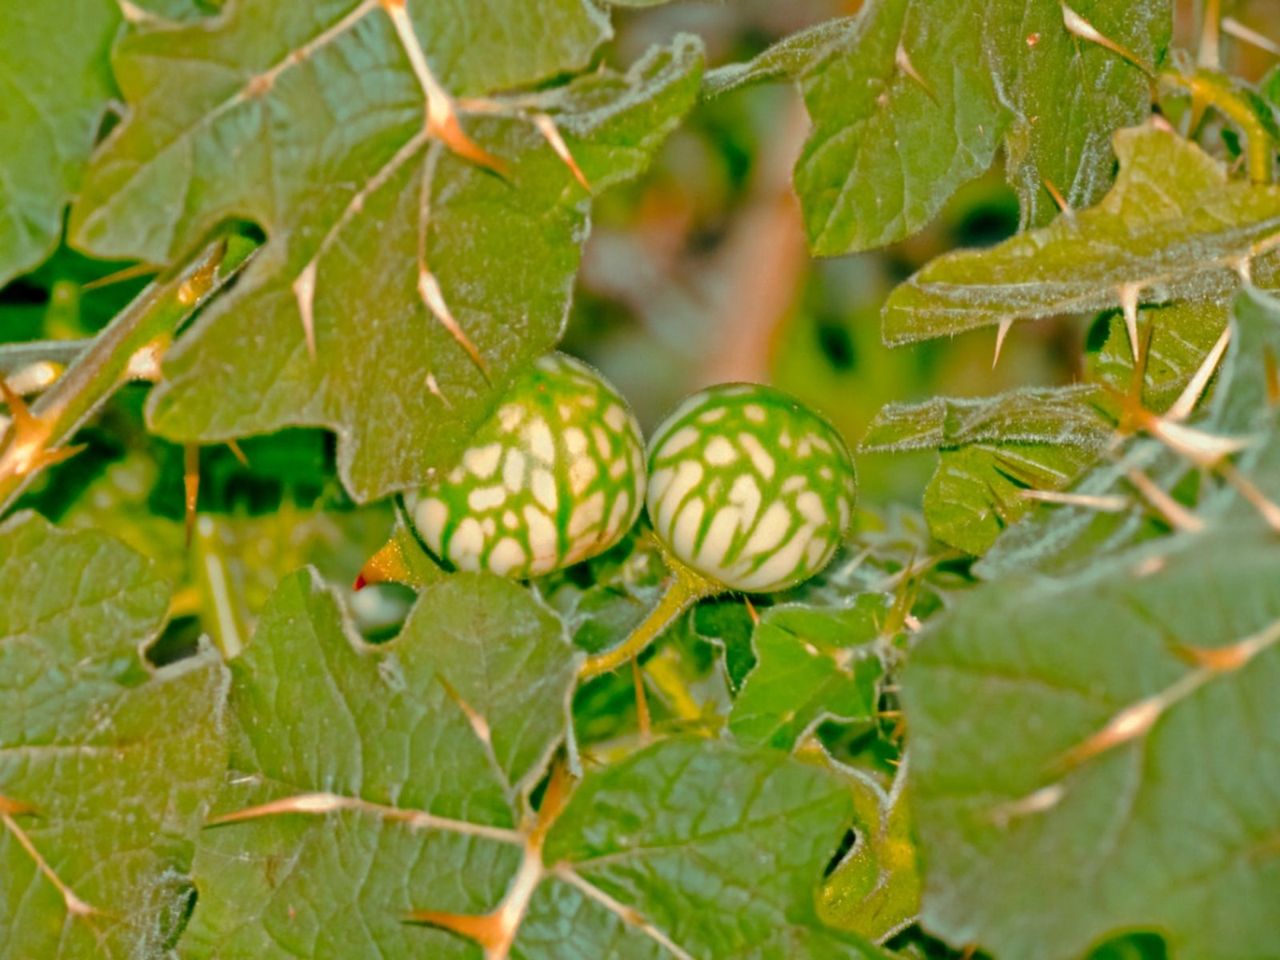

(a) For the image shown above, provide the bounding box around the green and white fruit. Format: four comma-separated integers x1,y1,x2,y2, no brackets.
410,353,646,578
646,384,855,593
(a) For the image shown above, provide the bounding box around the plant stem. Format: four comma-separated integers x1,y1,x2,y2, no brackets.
0,340,91,374
579,562,719,680
0,236,256,514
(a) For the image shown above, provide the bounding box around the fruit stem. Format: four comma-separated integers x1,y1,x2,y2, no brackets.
579,560,719,680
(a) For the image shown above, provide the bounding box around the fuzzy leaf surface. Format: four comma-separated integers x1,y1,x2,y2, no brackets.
70,2,701,501
730,597,889,750
883,125,1280,345
181,568,577,957
905,527,1280,960
0,0,119,287
529,738,889,959
863,387,1113,554
0,513,228,960
712,0,1168,254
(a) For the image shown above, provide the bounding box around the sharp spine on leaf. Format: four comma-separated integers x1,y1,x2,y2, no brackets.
1060,3,1153,76
894,41,938,105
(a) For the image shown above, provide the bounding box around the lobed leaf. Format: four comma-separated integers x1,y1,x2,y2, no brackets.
708,0,1168,254
69,1,701,501
0,513,228,960
863,386,1114,554
883,125,1280,345
181,568,578,957
729,597,889,751
0,0,120,287
904,526,1280,959
534,738,888,959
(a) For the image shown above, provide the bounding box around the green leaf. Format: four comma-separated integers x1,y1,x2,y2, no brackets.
0,0,119,287
711,0,1168,254
863,387,1113,554
181,568,578,957
702,18,854,99
182,571,882,957
904,526,1280,960
978,286,1280,577
818,768,920,944
70,4,702,500
533,738,888,959
1087,299,1229,413
0,513,228,959
924,443,1103,555
730,597,889,750
883,125,1280,345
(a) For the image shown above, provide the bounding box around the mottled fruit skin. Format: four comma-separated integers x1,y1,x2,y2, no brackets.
646,384,855,592
411,353,646,578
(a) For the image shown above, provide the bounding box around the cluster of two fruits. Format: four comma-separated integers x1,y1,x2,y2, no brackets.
406,353,856,597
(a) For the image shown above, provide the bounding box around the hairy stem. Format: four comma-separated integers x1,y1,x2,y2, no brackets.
0,340,91,375
0,236,256,513
579,562,719,680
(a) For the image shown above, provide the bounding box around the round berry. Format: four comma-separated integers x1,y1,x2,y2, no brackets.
410,354,646,578
646,384,855,593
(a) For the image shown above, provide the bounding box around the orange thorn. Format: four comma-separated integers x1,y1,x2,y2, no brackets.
226,439,249,466
0,794,34,816
1041,176,1071,214
404,909,505,948
743,596,759,626
1264,347,1280,408
418,268,490,381
533,113,591,191
184,445,200,548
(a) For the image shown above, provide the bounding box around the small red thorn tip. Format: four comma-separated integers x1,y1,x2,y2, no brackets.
353,573,368,592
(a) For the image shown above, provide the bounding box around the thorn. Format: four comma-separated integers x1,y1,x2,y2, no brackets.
1222,16,1280,56
405,909,506,948
1217,461,1280,532
207,793,347,826
1041,177,1072,214
184,445,199,548
125,335,168,382
1266,348,1280,408
1236,256,1254,285
2,813,98,919
1166,324,1231,422
1126,468,1205,531
894,40,938,104
418,268,490,380
4,361,64,396
353,573,368,591
1058,696,1163,769
437,676,493,747
532,113,591,191
0,378,84,479
1061,3,1153,76
1118,283,1142,364
989,783,1065,826
1142,416,1252,467
743,596,759,625
382,0,507,177
0,794,34,816
992,317,1014,368
82,261,160,291
292,261,318,358
1198,0,1221,70
226,439,249,466
1019,488,1130,512
425,371,453,408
